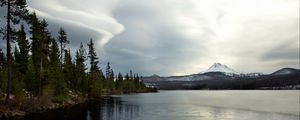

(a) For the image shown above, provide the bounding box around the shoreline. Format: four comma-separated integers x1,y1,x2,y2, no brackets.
0,96,88,119
0,88,157,119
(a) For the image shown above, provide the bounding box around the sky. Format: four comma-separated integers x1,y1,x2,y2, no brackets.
1,0,299,76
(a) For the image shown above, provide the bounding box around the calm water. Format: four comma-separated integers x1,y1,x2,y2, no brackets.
19,90,300,120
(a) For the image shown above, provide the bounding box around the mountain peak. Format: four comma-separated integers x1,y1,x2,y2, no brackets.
212,62,225,67
151,74,160,77
203,63,239,74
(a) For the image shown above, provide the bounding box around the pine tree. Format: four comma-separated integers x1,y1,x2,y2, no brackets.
57,27,69,68
40,19,52,96
0,49,7,91
29,14,51,96
134,74,140,89
13,46,19,65
106,62,111,80
116,72,123,90
75,43,87,93
87,39,103,97
16,24,29,74
24,58,38,94
109,68,115,90
49,39,66,98
140,76,146,89
63,49,76,90
88,39,98,73
0,0,29,104
130,70,133,80
0,49,5,69
28,13,41,95
124,73,130,90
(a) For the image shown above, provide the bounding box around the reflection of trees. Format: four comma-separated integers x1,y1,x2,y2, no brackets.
21,97,141,120
88,100,102,120
21,103,88,120
64,103,88,120
98,97,142,120
86,97,141,120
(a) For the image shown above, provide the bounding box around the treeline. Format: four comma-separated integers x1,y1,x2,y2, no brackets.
0,0,147,103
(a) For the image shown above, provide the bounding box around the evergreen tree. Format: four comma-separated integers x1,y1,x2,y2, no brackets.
109,68,115,90
29,14,51,96
87,39,103,97
24,58,38,94
16,24,29,74
13,46,19,64
0,49,7,91
116,72,123,90
57,27,69,68
0,49,5,69
106,62,111,80
0,0,29,104
134,74,140,89
88,39,98,74
105,62,115,90
63,49,76,90
130,70,133,80
124,73,130,90
28,13,41,95
140,76,146,89
39,19,52,96
49,39,66,98
75,43,87,93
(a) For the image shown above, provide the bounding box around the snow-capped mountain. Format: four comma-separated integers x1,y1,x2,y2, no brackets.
202,63,239,74
144,63,241,82
143,64,299,90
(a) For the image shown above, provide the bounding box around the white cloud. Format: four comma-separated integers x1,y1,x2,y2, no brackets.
27,0,124,46
24,0,299,76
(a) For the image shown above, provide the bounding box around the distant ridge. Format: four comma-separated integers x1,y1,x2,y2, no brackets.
143,67,300,90
271,68,300,76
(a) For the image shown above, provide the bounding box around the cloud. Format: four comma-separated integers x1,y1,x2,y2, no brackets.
0,0,298,76
27,0,124,47
105,0,299,75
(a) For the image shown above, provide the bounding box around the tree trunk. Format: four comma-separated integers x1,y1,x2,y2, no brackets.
39,58,43,96
5,0,12,105
60,42,63,69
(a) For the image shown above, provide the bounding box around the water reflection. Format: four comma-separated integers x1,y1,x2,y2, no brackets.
87,97,141,120
19,102,88,120
17,97,141,120
17,91,300,120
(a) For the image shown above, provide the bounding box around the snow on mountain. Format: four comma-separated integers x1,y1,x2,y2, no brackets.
202,63,239,74
239,72,263,77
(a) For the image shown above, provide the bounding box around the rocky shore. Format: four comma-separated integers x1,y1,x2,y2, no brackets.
0,96,87,119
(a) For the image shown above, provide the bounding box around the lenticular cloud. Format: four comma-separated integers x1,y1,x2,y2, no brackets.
27,0,124,47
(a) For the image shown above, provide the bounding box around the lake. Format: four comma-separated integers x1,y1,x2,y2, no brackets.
19,90,300,120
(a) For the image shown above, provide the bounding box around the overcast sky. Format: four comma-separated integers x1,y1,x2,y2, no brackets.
1,0,299,76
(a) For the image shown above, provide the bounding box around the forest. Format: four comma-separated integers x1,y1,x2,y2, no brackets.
0,0,152,110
